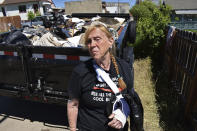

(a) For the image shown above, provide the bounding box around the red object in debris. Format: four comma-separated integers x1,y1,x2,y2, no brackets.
118,26,124,36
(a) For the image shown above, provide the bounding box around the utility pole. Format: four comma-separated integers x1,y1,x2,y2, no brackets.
118,0,119,13
136,0,141,4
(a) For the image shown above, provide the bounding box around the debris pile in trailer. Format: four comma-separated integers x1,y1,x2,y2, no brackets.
0,12,127,47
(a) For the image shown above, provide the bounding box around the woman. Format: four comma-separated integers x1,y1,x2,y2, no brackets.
67,23,136,131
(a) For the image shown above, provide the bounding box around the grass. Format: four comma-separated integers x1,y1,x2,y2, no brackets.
133,57,188,131
184,29,197,33
133,57,162,131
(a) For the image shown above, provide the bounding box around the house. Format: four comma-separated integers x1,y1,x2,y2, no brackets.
104,2,130,13
65,0,102,15
164,0,197,22
0,0,55,21
65,0,130,15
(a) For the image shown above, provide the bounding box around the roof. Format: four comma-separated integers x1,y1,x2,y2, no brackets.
165,0,197,10
0,0,52,5
175,10,197,14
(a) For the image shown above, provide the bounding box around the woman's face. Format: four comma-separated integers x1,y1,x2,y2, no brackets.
86,28,114,61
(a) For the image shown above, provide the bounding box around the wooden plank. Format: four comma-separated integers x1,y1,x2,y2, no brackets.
0,16,21,32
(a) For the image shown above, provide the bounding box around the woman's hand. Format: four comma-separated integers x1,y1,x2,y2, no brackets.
69,127,77,131
108,113,123,129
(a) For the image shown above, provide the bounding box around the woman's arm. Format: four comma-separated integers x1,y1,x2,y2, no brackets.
67,99,79,131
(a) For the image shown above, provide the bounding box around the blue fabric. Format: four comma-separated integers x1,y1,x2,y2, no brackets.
113,98,130,118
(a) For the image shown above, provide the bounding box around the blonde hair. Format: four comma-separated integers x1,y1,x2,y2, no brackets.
84,24,113,45
111,54,127,90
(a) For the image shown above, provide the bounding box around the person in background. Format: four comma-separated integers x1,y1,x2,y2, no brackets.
67,23,143,131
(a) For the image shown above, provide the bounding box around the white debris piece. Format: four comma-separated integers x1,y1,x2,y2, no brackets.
71,17,85,23
91,15,101,21
31,35,40,44
76,22,85,30
66,34,84,47
61,41,76,47
63,15,70,20
33,32,65,47
90,21,107,28
23,32,33,38
114,17,125,25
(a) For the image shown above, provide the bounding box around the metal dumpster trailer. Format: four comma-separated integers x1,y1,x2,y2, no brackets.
0,13,136,106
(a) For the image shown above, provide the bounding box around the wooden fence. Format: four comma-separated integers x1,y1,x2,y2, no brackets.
166,27,197,129
0,16,21,32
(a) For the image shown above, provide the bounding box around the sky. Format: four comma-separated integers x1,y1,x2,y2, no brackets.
53,0,136,8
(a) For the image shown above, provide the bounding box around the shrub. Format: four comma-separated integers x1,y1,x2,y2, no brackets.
129,0,171,59
174,16,179,21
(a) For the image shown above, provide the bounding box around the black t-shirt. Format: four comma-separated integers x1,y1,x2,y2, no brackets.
67,58,133,131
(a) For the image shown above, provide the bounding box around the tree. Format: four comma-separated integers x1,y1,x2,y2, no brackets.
27,11,35,21
129,0,171,58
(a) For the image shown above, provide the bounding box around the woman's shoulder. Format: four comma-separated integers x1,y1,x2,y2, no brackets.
72,58,94,76
115,57,133,78
115,57,130,68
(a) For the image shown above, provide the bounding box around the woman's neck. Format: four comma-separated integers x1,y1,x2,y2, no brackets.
96,53,111,71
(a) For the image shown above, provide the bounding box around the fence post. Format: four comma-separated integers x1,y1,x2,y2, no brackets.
184,69,197,129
